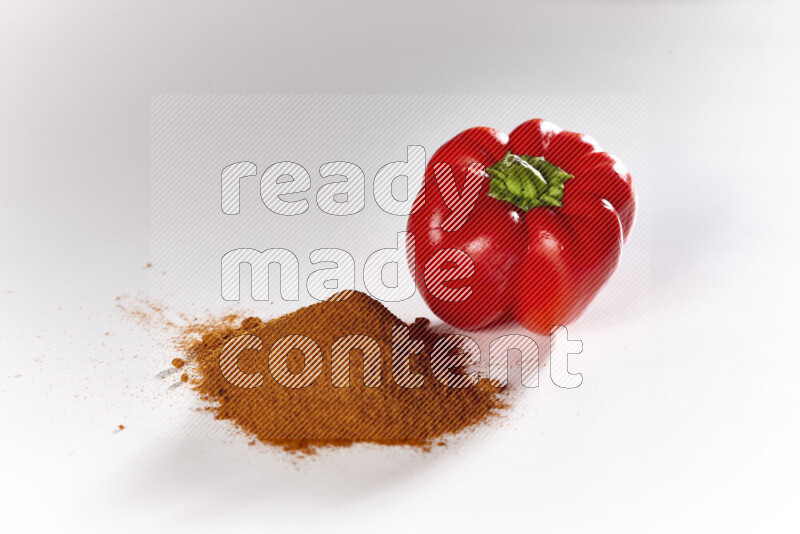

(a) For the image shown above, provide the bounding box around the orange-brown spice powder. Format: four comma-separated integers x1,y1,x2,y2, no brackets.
178,291,508,454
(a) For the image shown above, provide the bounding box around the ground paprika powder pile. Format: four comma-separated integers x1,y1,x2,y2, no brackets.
176,291,508,454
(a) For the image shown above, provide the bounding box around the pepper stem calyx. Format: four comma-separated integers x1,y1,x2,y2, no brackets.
486,152,573,210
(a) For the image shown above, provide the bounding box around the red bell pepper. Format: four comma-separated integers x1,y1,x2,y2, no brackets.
407,119,635,333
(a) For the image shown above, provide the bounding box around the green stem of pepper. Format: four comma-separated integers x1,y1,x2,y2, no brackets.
486,152,574,210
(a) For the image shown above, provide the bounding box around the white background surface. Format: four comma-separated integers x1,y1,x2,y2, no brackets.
1,1,799,532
